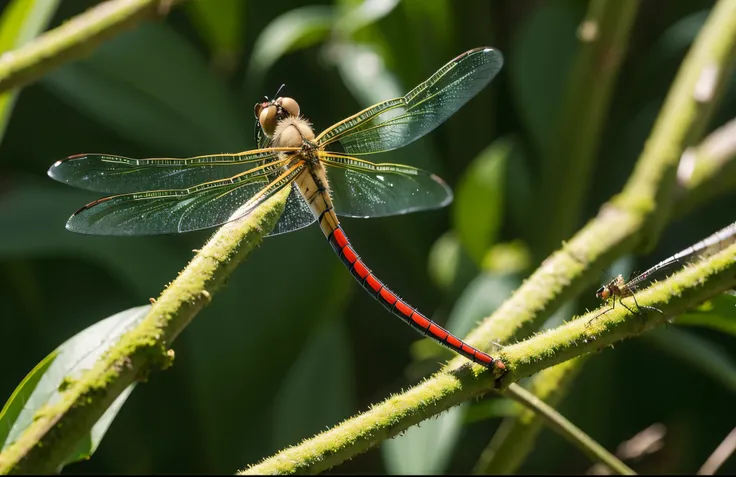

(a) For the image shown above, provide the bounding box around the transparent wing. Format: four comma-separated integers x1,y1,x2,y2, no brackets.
320,152,452,218
316,47,502,155
66,161,307,235
47,148,299,194
267,185,316,236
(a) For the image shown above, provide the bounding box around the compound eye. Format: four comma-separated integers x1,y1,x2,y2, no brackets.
595,287,608,299
259,105,278,137
280,97,300,117
254,102,265,119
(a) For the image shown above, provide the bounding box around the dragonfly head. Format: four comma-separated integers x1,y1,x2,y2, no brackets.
595,286,610,300
254,97,301,138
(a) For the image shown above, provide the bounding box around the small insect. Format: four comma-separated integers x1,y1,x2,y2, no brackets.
594,220,736,321
594,273,662,320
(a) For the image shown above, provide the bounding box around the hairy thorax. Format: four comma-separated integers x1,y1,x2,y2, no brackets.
272,116,316,148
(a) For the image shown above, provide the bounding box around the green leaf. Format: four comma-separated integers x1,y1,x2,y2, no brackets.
330,42,442,173
0,179,185,299
272,320,355,449
427,231,464,292
42,22,249,155
509,0,580,154
505,140,534,240
446,272,520,337
333,0,401,38
0,0,60,144
245,6,335,90
0,305,149,465
675,293,736,336
453,138,511,265
645,327,736,393
382,404,465,475
0,350,57,448
186,0,246,72
465,397,520,424
401,0,453,47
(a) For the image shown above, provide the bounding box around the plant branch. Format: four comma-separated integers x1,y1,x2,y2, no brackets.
474,359,585,474
0,0,187,95
534,0,640,259
0,187,291,474
698,426,736,475
676,116,736,217
623,0,736,248
477,111,736,474
242,2,736,472
242,241,736,474
502,384,635,475
464,0,736,353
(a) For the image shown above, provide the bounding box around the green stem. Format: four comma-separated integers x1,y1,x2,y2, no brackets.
241,2,736,472
473,359,585,474
0,187,291,474
620,0,736,250
0,0,187,94
533,0,640,259
460,0,736,368
242,241,736,474
502,383,634,475
475,112,736,475
472,0,736,467
676,116,736,217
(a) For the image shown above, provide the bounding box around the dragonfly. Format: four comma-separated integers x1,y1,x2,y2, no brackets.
595,220,736,319
48,47,505,371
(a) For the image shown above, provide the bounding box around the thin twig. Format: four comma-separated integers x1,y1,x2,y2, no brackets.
677,117,736,216
503,384,635,475
473,359,585,474
698,427,736,475
0,0,187,94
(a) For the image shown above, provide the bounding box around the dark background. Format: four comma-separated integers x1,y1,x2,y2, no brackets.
0,0,734,474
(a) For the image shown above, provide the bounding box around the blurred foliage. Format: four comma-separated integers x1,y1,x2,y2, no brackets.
0,0,735,474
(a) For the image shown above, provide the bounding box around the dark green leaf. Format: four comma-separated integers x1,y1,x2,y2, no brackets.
509,1,579,154
453,138,510,264
645,327,736,393
0,305,149,464
382,404,465,475
43,22,249,155
186,0,246,72
0,179,185,299
675,293,736,336
245,6,334,90
272,320,355,449
0,349,57,448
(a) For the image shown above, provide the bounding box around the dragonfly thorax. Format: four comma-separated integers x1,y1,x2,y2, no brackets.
272,116,316,148
597,274,628,301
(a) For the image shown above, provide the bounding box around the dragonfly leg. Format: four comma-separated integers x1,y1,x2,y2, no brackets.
587,298,615,326
619,297,639,316
628,293,663,316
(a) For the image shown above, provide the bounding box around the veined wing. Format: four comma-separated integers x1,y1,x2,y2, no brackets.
316,47,502,155
66,160,307,235
268,184,316,236
320,152,452,218
47,148,299,194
